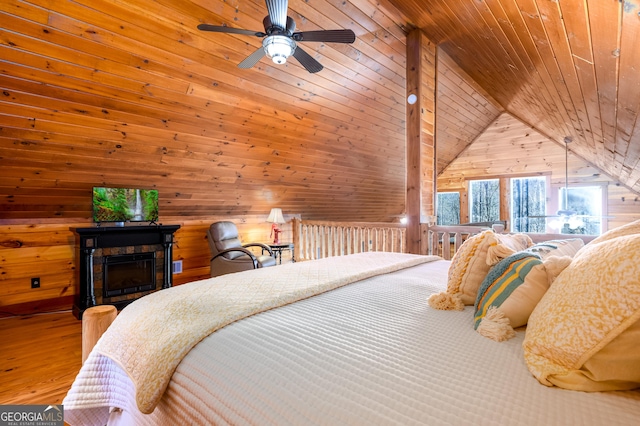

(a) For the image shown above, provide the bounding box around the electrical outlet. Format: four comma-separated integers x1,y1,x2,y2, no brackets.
172,260,183,274
31,277,40,289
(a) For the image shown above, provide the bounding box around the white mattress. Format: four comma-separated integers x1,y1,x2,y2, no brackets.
69,258,640,425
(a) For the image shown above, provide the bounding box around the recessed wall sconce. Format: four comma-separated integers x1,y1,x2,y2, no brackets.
407,94,417,105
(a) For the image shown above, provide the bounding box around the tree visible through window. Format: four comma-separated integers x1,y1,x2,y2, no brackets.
469,179,499,222
511,177,546,232
437,192,460,225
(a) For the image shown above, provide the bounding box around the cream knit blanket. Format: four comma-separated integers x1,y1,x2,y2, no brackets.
93,252,437,414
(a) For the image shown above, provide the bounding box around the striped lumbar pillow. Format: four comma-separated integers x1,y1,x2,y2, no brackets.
474,252,571,341
524,238,584,260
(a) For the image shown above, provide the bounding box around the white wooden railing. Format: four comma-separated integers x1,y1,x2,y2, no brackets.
292,218,407,261
291,220,597,262
425,224,597,260
425,224,489,260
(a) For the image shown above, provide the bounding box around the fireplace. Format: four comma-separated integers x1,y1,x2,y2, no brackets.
103,252,156,297
72,225,180,319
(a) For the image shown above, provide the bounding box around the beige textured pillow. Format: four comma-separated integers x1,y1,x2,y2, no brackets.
428,230,532,309
523,233,640,391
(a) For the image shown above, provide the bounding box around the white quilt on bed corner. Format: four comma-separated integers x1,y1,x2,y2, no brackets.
63,252,437,420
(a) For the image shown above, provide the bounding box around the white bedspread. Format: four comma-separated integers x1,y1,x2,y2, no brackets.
64,254,640,426
64,252,435,423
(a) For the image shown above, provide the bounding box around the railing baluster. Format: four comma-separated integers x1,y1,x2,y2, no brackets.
291,220,408,260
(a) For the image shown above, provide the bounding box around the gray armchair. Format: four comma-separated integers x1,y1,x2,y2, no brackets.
207,221,277,277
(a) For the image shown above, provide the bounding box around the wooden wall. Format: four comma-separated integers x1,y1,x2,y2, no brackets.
438,113,640,230
0,0,414,315
2,0,640,315
0,216,295,317
433,39,640,230
0,0,410,222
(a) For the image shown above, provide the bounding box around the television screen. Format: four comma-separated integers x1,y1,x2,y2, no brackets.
92,187,159,223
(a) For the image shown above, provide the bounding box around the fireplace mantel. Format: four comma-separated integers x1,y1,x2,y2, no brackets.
72,224,180,319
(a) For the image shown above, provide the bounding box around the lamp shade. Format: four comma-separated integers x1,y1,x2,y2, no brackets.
263,35,296,65
267,208,285,224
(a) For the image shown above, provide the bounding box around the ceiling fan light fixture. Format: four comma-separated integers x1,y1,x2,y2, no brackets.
197,0,356,73
263,35,296,64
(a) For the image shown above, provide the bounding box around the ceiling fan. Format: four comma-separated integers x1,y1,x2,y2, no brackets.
528,136,611,229
197,0,356,73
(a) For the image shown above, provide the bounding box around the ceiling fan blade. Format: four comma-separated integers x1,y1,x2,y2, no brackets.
265,0,288,29
238,47,266,69
293,29,356,43
292,47,323,73
197,24,265,37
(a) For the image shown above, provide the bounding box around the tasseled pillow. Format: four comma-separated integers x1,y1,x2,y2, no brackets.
474,254,572,341
428,230,533,310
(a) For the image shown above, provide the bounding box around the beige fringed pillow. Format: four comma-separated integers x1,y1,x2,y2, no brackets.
523,233,640,391
428,230,532,310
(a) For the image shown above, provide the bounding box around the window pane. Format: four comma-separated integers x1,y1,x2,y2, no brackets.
511,177,546,233
555,186,602,235
437,192,460,225
469,179,500,222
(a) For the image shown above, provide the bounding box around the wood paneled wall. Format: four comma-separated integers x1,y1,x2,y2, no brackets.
0,217,293,316
2,0,640,315
438,113,640,230
0,0,410,222
0,0,414,314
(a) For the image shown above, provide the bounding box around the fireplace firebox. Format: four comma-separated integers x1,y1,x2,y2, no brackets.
72,225,180,319
103,252,156,297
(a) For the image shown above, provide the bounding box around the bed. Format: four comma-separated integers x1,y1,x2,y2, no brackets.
63,231,640,425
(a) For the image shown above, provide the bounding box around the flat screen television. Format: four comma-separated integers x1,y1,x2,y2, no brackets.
92,187,159,224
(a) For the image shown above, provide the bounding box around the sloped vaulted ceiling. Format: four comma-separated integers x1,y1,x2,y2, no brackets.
2,0,640,223
389,0,640,193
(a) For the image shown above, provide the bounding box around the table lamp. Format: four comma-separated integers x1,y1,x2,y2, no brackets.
267,208,285,244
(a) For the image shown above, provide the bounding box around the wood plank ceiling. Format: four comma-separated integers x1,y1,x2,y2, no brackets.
1,0,639,223
394,0,640,192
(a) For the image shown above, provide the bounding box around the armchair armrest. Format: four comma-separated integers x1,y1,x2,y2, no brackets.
210,247,260,269
243,242,274,257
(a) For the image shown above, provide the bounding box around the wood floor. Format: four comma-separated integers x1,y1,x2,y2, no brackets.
0,311,81,406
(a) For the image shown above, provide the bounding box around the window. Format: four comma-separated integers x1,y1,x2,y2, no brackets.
436,192,460,225
511,176,546,233
551,185,604,235
468,179,499,222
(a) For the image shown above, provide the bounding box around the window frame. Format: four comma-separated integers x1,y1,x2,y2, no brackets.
467,178,500,223
509,175,547,233
548,182,608,234
436,191,462,225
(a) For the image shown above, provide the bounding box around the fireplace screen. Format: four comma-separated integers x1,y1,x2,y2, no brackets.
103,252,156,297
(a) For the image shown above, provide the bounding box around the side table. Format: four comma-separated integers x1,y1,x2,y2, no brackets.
266,243,295,264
